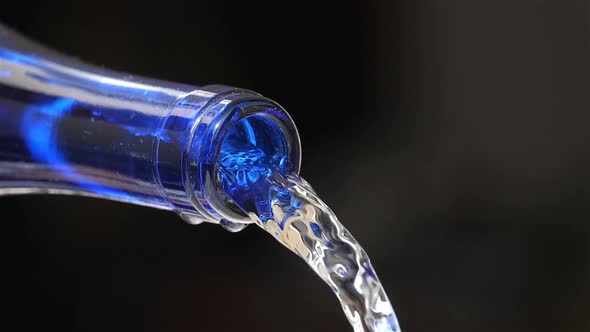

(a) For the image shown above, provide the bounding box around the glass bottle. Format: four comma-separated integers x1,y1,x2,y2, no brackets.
0,24,301,227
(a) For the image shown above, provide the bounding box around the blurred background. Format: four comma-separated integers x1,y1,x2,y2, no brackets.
1,0,589,331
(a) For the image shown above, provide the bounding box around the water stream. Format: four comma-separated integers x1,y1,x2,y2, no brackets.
218,118,401,332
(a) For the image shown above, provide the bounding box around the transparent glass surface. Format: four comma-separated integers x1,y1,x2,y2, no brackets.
0,24,301,223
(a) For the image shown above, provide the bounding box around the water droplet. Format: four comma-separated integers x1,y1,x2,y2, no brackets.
220,219,248,232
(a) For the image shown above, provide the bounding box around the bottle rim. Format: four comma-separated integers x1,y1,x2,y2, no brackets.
184,89,301,224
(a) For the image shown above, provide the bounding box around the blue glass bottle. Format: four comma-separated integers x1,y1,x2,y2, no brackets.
0,24,301,226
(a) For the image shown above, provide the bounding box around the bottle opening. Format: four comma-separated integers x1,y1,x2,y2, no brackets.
216,105,300,222
220,114,292,174
186,95,300,225
218,113,293,214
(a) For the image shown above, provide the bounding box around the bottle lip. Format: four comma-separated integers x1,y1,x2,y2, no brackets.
184,89,301,224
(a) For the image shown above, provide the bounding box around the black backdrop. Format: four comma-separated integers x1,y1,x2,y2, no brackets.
2,1,589,331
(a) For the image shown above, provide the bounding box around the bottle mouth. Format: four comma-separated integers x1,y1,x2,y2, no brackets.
185,93,301,224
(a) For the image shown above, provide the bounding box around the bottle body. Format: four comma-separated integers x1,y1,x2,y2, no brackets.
0,24,301,224
0,50,189,208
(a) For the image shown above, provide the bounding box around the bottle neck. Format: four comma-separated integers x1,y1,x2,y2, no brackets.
0,26,301,224
176,90,301,224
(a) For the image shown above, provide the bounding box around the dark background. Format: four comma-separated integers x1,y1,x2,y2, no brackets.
2,1,589,331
